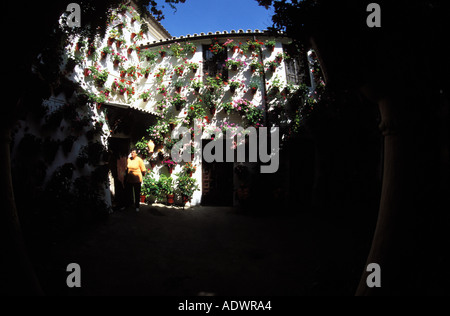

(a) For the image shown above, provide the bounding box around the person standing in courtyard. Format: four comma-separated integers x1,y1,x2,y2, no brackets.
125,148,146,212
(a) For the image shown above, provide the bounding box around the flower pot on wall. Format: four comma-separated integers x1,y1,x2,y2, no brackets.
108,37,115,46
210,107,216,115
140,195,146,204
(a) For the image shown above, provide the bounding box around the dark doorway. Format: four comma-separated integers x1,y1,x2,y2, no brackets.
108,138,130,208
201,140,234,206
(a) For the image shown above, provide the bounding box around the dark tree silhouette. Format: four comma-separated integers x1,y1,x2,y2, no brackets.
257,0,450,295
1,0,185,296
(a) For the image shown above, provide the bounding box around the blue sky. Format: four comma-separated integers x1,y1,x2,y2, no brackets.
158,0,275,37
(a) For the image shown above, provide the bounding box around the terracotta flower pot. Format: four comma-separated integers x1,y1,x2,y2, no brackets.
127,48,133,55
108,37,115,46
131,33,137,41
182,195,190,205
167,194,175,205
140,196,146,204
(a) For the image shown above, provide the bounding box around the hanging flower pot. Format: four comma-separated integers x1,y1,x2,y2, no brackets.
127,48,133,55
233,46,240,53
251,87,258,95
116,41,122,49
167,194,175,206
114,60,120,67
101,51,107,59
108,37,115,46
270,65,277,72
131,33,137,41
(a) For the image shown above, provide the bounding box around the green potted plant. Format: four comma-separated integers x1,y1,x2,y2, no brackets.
229,79,244,94
158,174,175,205
187,104,206,122
101,46,113,59
187,62,199,73
265,60,280,72
154,67,167,83
209,41,225,55
140,66,152,79
182,162,197,177
164,137,179,152
171,93,186,111
139,89,151,102
265,40,276,52
174,64,185,77
141,171,158,204
173,80,184,93
176,175,200,206
191,79,203,92
116,37,126,49
184,42,197,55
163,158,177,175
248,78,260,95
135,137,152,161
140,50,158,63
205,76,223,92
249,59,264,74
225,58,247,71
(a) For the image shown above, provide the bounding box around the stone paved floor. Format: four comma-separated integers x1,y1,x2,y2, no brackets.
36,204,367,296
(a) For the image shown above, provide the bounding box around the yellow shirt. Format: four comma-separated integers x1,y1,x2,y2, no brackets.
127,157,146,183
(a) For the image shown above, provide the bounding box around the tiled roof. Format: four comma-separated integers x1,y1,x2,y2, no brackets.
141,29,287,48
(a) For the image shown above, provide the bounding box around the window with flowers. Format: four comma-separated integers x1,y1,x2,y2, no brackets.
202,44,228,80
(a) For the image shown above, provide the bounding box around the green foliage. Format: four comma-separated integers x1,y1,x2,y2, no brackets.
176,175,200,198
135,137,151,160
187,104,206,120
158,174,174,196
142,172,159,198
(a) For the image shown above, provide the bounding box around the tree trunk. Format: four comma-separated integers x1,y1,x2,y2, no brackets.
0,127,43,295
